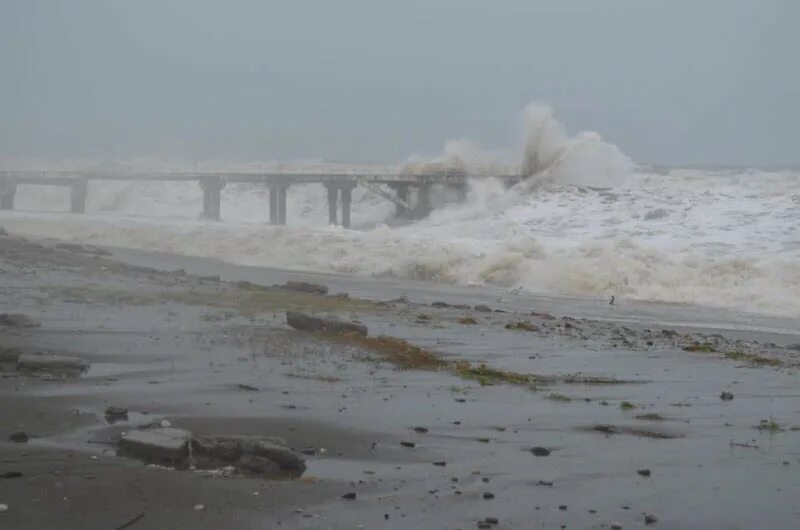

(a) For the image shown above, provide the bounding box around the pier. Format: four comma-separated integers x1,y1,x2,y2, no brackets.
0,170,520,228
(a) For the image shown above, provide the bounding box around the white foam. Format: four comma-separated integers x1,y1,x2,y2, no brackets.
2,105,799,317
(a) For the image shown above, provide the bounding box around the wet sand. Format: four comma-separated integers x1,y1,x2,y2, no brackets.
1,233,799,529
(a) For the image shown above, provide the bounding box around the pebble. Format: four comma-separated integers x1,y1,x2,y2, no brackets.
400,441,416,448
482,492,495,500
160,420,172,428
9,432,29,443
193,504,205,511
413,427,429,433
645,514,658,525
484,517,499,525
559,505,567,511
342,492,357,500
611,524,623,530
720,392,734,401
637,469,652,477
531,447,551,457
0,504,7,513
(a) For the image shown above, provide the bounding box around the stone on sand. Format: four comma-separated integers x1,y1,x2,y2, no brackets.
0,314,41,328
286,311,367,336
16,353,89,372
284,281,329,295
118,427,192,465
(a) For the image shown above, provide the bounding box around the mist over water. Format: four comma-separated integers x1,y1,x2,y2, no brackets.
2,104,799,317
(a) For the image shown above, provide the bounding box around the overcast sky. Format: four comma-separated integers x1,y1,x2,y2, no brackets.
1,0,797,166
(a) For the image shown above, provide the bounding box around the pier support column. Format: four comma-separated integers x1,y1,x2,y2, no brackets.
69,178,88,213
415,183,433,219
453,183,468,203
389,183,410,218
0,180,17,210
268,185,279,225
339,181,357,229
277,184,288,225
325,183,338,225
200,176,224,220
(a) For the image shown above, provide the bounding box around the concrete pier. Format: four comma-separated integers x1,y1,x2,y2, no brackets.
199,176,224,220
325,183,338,225
0,181,16,210
269,184,289,225
388,183,411,218
415,183,433,218
0,170,521,227
70,179,88,214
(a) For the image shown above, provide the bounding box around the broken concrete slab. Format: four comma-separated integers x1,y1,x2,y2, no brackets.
54,243,110,256
118,427,192,465
16,353,89,373
0,314,41,328
286,311,367,336
105,406,129,423
0,348,22,364
191,434,306,475
284,281,329,295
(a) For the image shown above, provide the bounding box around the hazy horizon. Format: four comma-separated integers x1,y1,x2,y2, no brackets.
2,0,798,167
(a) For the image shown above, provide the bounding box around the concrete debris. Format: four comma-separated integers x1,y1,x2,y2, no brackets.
284,281,329,295
286,311,367,336
0,314,41,328
16,353,89,373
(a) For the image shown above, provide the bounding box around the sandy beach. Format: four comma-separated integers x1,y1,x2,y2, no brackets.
1,231,798,530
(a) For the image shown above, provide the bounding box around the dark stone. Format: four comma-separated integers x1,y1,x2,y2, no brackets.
484,517,499,525
432,461,446,466
474,305,492,312
284,281,329,295
637,469,651,477
644,209,668,221
537,480,554,486
55,243,110,256
237,455,280,475
285,311,367,336
431,301,449,308
9,432,29,443
192,434,306,474
559,505,567,511
0,471,23,479
720,391,734,401
531,446,551,457
482,492,495,500
237,384,260,392
0,314,41,328
105,406,129,423
0,348,22,363
452,304,470,310
118,427,191,465
400,441,416,448
17,353,88,372
645,514,658,525
342,492,357,500
413,427,429,433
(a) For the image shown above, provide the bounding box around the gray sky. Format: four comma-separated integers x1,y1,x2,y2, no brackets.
1,0,797,166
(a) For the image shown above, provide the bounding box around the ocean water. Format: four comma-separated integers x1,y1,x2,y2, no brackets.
2,105,799,317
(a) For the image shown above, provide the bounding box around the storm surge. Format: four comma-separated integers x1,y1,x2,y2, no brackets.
3,105,799,317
